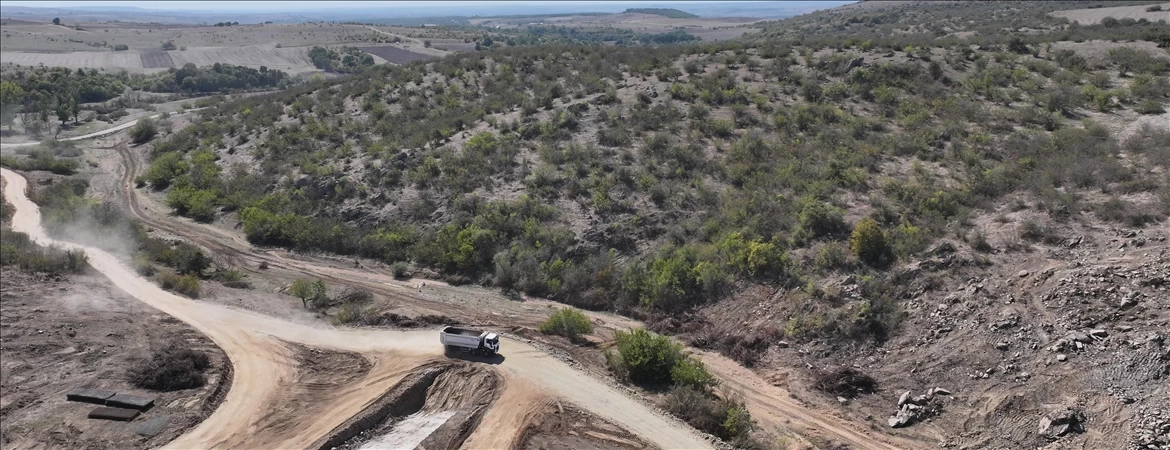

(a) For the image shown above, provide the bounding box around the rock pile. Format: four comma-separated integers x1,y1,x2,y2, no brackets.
1129,406,1170,450
887,387,951,428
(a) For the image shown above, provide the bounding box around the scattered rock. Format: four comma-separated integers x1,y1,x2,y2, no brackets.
898,390,912,406
1018,270,1030,278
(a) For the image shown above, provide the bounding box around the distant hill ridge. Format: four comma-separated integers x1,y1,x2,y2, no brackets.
623,8,699,18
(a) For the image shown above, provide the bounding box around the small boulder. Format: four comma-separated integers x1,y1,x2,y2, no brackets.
1057,354,1068,362
898,390,912,406
1039,407,1085,438
1066,331,1092,344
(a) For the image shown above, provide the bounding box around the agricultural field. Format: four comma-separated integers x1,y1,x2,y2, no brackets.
469,12,763,40
0,21,426,73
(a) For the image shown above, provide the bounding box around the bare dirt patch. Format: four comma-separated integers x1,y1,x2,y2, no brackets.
0,270,229,450
519,402,651,450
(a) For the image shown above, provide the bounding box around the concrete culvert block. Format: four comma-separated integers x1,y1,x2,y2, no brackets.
88,406,140,421
66,388,116,404
136,415,172,437
106,393,156,411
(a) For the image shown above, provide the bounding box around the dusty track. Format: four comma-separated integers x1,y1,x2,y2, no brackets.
2,166,709,449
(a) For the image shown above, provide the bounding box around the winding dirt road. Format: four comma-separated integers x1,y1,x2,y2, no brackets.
2,167,711,450
1,116,921,449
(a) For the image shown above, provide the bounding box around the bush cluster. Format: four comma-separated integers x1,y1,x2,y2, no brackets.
127,345,211,391
539,308,594,342
0,228,87,274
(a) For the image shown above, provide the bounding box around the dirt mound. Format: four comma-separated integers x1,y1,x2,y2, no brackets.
518,402,650,450
313,361,499,450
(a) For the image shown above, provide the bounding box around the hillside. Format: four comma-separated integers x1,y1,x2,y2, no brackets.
119,1,1170,447
624,8,700,19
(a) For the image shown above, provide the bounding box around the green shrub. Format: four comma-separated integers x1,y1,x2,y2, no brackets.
0,152,79,175
814,241,849,271
1135,99,1165,115
333,302,368,325
662,386,756,445
794,199,848,244
539,308,594,342
390,261,410,278
144,152,188,189
167,242,210,275
159,272,201,297
671,355,717,389
217,268,249,289
609,328,683,385
850,218,893,267
289,278,327,308
130,118,159,144
0,229,87,274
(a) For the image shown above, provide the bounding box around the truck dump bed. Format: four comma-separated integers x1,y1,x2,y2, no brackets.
442,326,483,337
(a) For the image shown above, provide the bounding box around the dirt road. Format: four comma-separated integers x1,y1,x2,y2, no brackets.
2,109,205,148
2,167,710,449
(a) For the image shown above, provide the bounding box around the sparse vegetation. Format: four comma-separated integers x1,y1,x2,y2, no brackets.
0,228,87,274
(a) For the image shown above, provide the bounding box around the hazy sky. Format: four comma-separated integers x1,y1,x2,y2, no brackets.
0,0,830,12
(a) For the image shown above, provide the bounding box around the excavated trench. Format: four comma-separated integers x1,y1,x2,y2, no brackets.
313,361,500,450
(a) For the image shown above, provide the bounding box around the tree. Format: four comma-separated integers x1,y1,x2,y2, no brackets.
0,81,23,131
55,96,72,125
288,278,327,308
52,17,60,25
850,218,892,267
69,94,80,123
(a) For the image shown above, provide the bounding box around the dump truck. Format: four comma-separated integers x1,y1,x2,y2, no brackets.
440,326,500,356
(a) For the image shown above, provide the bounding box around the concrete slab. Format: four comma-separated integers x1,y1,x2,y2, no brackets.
66,388,116,404
136,414,172,437
88,406,140,421
106,393,156,411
